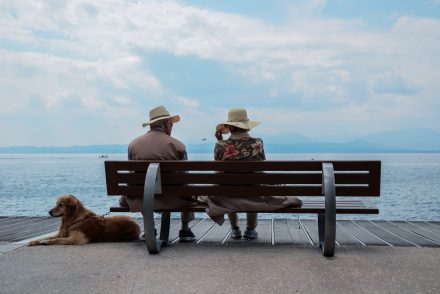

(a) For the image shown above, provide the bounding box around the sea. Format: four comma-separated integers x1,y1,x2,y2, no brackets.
0,153,439,221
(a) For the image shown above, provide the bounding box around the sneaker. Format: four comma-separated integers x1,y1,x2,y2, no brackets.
230,227,242,240
179,229,196,243
243,228,258,240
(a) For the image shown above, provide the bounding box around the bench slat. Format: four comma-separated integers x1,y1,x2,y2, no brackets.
110,200,378,214
111,185,379,197
105,160,380,172
114,172,375,186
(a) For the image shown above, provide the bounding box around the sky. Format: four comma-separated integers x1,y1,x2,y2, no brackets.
1,0,440,147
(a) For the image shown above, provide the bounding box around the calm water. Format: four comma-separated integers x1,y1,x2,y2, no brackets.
0,153,439,220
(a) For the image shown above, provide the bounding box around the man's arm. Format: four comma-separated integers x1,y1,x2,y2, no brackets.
181,149,188,161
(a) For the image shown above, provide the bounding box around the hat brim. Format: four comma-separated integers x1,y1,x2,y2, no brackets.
216,121,261,134
142,114,180,127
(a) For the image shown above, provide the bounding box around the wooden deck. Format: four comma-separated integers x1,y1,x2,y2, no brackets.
1,216,440,247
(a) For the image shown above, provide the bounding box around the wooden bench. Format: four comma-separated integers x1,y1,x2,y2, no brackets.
104,160,381,257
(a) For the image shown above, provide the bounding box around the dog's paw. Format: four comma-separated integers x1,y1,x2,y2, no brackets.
28,240,40,246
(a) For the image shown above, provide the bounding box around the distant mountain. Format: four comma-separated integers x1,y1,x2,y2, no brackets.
1,128,439,153
353,128,440,151
257,132,317,145
0,145,127,154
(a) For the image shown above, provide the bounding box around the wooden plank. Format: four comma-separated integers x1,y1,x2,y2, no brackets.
335,222,363,246
109,206,130,213
188,218,216,242
393,221,440,244
0,218,59,239
164,173,375,185
128,173,324,185
115,184,380,197
117,185,322,197
4,220,60,242
379,221,439,247
410,221,440,235
156,218,179,240
354,221,415,247
427,221,440,229
153,200,379,215
0,217,53,234
300,219,319,245
198,223,230,244
117,172,375,186
0,217,33,226
8,226,59,242
274,219,293,244
252,219,272,244
106,160,325,173
337,220,388,246
160,161,325,171
286,219,312,245
170,218,203,243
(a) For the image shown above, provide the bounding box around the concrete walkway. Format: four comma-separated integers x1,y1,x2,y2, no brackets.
1,241,439,293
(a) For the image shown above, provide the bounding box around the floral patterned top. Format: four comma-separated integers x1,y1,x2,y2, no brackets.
214,137,265,161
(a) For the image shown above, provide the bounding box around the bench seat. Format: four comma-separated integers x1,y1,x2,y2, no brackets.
110,199,378,214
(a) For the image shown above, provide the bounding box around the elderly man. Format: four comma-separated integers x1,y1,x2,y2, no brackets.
120,105,198,242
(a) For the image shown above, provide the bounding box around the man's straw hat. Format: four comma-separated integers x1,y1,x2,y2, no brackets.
216,108,261,134
142,106,180,127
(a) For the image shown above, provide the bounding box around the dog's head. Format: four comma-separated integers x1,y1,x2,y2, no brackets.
49,195,80,217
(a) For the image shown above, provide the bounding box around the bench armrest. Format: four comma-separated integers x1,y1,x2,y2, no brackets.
319,163,336,256
143,163,167,254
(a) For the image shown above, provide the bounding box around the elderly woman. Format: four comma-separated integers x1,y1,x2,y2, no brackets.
205,108,302,240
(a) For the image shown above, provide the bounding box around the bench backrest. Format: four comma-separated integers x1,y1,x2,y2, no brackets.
105,160,381,198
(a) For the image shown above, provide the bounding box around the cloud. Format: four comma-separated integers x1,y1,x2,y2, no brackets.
1,0,440,145
172,96,200,108
371,74,422,96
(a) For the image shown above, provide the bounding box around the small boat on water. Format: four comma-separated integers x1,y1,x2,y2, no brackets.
99,154,108,158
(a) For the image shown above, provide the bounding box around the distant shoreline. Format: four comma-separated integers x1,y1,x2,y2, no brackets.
0,144,439,154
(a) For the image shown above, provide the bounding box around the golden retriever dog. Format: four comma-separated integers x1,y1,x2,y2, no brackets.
28,194,140,246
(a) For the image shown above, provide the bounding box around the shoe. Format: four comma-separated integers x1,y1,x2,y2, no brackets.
243,228,258,240
230,227,242,239
179,229,196,243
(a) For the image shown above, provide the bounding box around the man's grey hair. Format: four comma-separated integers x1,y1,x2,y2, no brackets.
150,119,169,129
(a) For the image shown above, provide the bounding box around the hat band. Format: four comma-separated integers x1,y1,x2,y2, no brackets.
150,114,170,121
227,119,249,122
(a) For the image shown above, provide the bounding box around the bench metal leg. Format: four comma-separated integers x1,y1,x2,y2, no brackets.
159,212,170,242
143,163,166,254
319,163,336,257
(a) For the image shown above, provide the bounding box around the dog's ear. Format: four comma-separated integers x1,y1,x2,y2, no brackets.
64,196,78,216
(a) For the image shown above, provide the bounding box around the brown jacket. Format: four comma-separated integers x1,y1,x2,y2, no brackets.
125,129,198,212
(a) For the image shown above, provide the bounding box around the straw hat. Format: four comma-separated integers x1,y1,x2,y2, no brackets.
142,106,180,127
216,108,261,134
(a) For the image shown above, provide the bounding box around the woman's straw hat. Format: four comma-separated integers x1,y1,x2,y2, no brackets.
216,108,261,134
142,106,180,127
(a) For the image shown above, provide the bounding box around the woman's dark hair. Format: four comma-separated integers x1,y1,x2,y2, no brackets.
228,126,248,133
